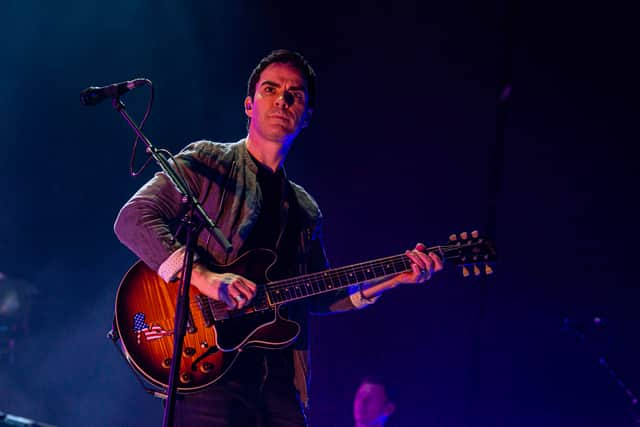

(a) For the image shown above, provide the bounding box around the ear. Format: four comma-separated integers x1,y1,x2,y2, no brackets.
301,108,313,128
244,96,253,118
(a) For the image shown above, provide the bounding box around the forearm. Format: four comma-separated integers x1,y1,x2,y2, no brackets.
181,262,256,309
359,274,403,300
114,167,195,275
186,262,219,293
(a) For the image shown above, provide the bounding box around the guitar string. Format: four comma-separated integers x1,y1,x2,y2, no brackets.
145,242,489,325
185,251,416,310
183,242,487,311
265,243,445,291
263,242,486,292
181,252,415,313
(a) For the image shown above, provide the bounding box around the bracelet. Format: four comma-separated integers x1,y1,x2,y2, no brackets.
359,284,376,302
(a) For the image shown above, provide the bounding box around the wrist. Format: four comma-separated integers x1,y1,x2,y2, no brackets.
359,284,377,303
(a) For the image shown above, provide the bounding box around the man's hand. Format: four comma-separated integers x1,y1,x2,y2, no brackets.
190,265,257,310
395,242,444,285
358,243,444,302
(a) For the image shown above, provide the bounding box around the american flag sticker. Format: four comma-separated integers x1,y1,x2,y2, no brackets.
132,312,173,344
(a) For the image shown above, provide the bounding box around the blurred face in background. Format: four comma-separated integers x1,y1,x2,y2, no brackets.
353,381,395,427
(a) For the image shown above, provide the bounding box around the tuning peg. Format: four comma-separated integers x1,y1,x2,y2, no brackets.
484,264,494,275
460,231,468,240
462,266,470,277
473,264,481,276
471,230,479,238
449,234,457,241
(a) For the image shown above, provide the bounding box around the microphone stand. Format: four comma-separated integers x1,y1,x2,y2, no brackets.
110,97,232,427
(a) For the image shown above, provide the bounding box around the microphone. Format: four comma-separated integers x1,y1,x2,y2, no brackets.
80,78,148,106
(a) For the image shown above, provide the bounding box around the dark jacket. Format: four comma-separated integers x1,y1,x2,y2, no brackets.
114,139,357,407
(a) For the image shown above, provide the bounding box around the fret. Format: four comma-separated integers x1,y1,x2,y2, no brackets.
320,272,331,292
366,265,377,280
347,267,358,285
371,264,385,278
332,270,345,288
331,271,342,290
303,281,313,295
311,275,323,292
269,288,281,304
332,271,342,289
352,266,363,282
324,273,334,290
399,255,411,271
387,259,396,273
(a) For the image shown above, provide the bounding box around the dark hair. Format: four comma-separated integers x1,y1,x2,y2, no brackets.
360,375,397,403
246,49,317,111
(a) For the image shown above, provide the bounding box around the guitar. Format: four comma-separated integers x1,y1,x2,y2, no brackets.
113,231,496,393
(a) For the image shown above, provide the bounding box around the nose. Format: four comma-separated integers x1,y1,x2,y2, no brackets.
275,91,295,108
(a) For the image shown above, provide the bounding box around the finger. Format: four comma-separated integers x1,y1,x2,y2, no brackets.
232,292,247,309
231,281,255,305
222,292,239,310
410,263,422,281
234,279,257,299
220,279,242,309
414,251,435,273
410,263,430,283
415,242,426,252
243,278,257,294
405,250,426,270
225,282,249,309
428,252,444,271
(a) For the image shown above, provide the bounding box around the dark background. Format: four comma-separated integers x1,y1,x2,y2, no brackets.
1,0,639,425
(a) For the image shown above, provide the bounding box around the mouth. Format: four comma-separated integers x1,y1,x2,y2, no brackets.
269,115,290,121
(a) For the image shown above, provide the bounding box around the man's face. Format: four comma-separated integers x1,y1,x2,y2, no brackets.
245,62,311,143
353,382,395,426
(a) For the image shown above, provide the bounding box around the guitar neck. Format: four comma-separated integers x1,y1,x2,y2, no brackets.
265,245,442,305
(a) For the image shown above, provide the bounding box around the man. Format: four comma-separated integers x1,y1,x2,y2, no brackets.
353,376,396,427
114,49,442,426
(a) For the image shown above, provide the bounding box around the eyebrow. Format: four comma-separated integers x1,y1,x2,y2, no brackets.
260,80,306,92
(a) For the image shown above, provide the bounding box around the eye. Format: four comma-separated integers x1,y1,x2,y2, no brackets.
293,92,305,102
264,86,275,94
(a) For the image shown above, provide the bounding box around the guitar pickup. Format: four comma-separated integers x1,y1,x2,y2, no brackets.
195,295,215,327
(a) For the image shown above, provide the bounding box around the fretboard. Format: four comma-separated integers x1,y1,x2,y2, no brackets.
265,249,434,305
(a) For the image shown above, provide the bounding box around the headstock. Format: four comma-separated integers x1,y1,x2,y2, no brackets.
440,230,497,277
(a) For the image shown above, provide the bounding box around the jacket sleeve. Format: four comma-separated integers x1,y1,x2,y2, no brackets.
113,142,215,279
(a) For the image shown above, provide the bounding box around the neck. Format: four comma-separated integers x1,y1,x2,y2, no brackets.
245,134,292,172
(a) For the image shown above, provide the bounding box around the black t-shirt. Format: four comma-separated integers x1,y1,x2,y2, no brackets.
227,155,298,385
